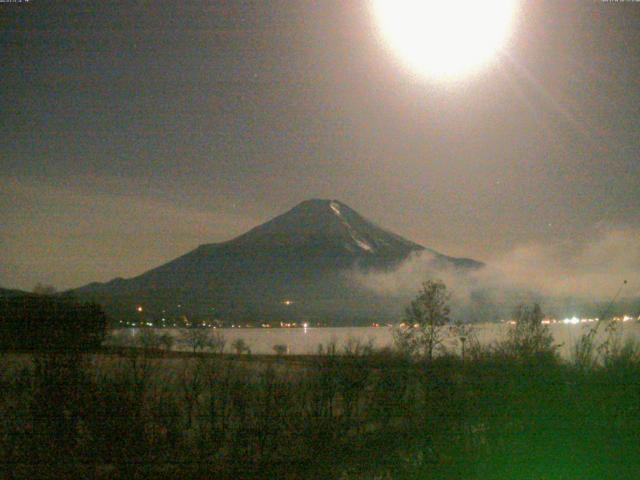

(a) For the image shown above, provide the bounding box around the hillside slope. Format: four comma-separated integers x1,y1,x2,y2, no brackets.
75,199,483,324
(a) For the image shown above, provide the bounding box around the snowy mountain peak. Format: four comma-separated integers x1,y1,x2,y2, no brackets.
225,198,417,256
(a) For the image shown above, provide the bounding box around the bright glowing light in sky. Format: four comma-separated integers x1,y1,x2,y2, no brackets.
372,0,519,80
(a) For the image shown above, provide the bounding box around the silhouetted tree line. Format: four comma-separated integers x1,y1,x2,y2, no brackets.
0,293,107,352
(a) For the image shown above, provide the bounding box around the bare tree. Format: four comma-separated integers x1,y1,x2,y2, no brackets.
449,320,477,362
181,328,212,354
394,279,451,360
231,338,250,355
179,359,205,429
210,330,226,354
138,328,161,350
159,333,175,352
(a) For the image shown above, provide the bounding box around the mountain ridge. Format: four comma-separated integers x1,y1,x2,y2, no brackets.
74,199,483,324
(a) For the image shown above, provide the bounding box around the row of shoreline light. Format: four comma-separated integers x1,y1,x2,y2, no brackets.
120,315,639,328
505,315,638,326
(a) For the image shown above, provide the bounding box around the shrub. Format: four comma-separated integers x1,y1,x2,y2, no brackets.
500,303,558,360
273,344,289,355
343,337,375,356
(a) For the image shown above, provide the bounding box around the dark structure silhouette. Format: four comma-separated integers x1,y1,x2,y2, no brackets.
0,291,106,352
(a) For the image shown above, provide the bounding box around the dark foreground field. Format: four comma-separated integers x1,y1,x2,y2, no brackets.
1,339,640,480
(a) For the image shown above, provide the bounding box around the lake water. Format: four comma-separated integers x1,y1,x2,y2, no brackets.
115,321,640,359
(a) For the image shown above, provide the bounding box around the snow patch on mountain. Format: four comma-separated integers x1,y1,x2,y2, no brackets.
351,236,374,252
329,201,374,252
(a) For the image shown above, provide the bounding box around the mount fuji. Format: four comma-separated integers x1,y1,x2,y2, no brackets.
74,199,483,325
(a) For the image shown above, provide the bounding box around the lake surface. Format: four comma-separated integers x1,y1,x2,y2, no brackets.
115,321,640,359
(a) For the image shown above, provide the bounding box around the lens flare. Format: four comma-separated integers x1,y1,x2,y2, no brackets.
372,0,519,80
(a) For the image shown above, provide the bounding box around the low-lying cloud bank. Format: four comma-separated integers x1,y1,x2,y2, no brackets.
351,228,640,321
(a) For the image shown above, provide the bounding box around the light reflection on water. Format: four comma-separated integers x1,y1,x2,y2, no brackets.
118,322,640,359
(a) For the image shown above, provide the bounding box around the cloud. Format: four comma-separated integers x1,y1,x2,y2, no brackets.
351,227,640,320
482,228,639,299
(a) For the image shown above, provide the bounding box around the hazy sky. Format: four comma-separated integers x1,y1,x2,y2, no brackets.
2,1,639,290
